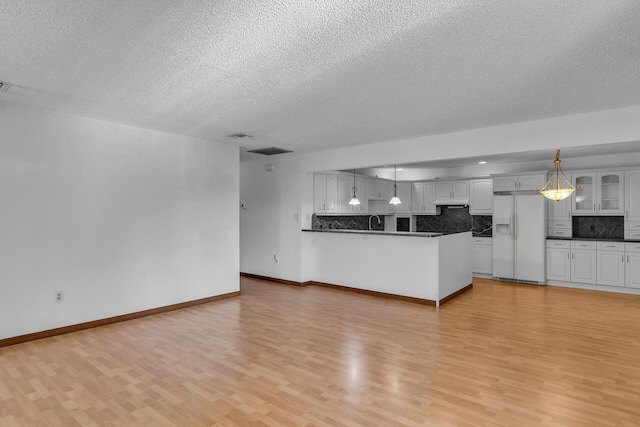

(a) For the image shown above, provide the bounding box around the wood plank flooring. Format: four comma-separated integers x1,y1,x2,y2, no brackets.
1,277,640,426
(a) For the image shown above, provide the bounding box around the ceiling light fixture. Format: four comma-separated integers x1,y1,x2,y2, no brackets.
389,165,402,205
478,161,487,164
349,169,360,206
539,150,575,201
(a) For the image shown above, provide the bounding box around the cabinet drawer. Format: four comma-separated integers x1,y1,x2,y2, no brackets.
626,242,640,252
548,220,571,229
547,240,570,249
548,229,571,237
597,242,623,251
626,231,640,241
472,237,492,245
626,222,640,230
572,241,596,250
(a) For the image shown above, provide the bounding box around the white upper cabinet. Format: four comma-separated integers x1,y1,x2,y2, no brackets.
389,182,412,214
314,173,338,213
411,182,437,214
469,179,493,214
435,180,469,204
336,174,367,214
572,171,624,215
493,173,546,192
625,169,640,222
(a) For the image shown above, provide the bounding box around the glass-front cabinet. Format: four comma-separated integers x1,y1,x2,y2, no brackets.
572,171,624,215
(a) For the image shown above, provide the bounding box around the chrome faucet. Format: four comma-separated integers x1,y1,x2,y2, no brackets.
368,215,381,230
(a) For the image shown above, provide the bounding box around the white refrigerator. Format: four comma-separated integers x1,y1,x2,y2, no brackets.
493,195,546,283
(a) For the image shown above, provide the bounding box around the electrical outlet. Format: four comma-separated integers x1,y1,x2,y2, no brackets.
55,291,64,303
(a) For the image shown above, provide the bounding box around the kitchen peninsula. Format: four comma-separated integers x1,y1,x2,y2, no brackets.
301,229,472,306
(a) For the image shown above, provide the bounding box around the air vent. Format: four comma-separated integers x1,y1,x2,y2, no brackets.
0,81,11,93
246,147,293,156
227,133,252,139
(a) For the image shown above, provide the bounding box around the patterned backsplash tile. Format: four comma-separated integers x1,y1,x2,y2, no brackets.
572,216,624,239
313,214,385,230
416,206,492,236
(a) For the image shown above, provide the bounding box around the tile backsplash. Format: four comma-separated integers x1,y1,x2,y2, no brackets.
313,215,385,231
416,206,492,237
572,216,624,239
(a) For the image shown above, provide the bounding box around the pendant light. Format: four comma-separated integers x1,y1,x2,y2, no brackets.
348,169,360,206
389,165,402,205
539,150,575,201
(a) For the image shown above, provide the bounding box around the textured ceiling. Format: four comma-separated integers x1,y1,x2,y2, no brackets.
1,1,640,160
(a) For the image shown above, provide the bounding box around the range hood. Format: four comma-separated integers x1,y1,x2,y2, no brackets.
433,199,469,206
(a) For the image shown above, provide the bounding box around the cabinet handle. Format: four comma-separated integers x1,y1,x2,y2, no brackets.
599,204,601,211
622,255,624,262
567,252,570,259
593,204,596,211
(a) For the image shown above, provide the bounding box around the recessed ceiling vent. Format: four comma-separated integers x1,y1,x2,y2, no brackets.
246,147,293,156
227,133,252,139
0,81,11,92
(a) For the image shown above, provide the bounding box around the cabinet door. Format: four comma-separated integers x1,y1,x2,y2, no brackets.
625,170,640,221
572,173,596,214
392,182,412,214
571,250,596,284
337,174,355,213
547,195,572,221
435,181,453,201
469,179,493,214
356,177,368,213
451,180,469,203
546,248,571,281
597,172,624,214
313,174,328,213
597,251,625,287
325,173,338,213
411,182,424,213
472,244,493,274
493,176,518,192
423,182,437,214
517,174,546,191
626,252,640,288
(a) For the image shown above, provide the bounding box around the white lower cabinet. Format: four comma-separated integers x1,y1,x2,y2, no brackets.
547,240,640,289
472,237,492,275
596,242,625,287
626,243,640,289
571,241,597,284
546,240,571,281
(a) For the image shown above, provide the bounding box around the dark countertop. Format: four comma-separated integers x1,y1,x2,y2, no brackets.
547,237,637,243
302,229,448,237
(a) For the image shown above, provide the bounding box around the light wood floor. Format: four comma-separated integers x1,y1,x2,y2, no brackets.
2,278,640,426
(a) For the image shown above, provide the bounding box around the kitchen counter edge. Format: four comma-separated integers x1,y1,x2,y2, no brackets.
302,229,455,238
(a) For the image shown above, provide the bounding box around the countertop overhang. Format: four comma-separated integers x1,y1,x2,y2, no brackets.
302,229,446,237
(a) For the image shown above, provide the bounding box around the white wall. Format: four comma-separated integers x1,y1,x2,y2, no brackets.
0,104,239,340
240,105,640,283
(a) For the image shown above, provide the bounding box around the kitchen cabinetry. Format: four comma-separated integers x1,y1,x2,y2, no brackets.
570,241,597,284
625,170,640,239
493,173,546,192
547,180,572,238
388,182,412,214
314,173,338,213
625,243,640,288
367,180,411,214
546,240,571,282
596,242,625,287
411,181,437,214
472,237,493,275
572,171,624,215
434,180,469,204
337,174,367,214
469,179,493,214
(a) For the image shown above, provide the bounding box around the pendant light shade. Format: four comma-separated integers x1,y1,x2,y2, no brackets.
539,150,575,201
348,169,360,206
389,165,402,205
